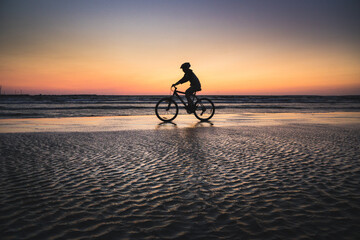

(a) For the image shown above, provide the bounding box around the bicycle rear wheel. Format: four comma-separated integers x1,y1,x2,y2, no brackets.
155,98,178,122
194,98,215,121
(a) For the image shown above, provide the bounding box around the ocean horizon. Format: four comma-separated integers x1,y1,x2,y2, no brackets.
1,94,359,119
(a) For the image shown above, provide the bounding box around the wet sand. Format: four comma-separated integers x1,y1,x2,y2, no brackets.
1,112,360,133
1,115,360,239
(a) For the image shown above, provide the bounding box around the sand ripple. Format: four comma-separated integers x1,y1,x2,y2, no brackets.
1,125,360,239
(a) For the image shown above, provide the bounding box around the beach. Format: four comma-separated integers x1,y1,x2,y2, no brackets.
1,113,360,239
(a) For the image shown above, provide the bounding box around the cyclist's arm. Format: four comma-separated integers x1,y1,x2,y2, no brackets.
173,75,188,86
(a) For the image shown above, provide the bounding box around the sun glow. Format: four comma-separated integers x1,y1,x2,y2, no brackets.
1,1,359,95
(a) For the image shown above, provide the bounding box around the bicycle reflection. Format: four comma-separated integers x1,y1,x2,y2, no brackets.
155,122,178,130
191,121,214,128
155,121,214,130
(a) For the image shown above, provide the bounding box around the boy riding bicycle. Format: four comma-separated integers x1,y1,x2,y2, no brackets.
172,62,201,113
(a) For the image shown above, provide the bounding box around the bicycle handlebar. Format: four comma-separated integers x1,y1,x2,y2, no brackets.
170,85,177,95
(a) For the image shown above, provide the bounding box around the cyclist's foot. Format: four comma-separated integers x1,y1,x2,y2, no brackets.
186,106,195,114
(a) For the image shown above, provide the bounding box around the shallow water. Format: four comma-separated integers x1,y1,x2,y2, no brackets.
1,95,359,118
1,125,360,239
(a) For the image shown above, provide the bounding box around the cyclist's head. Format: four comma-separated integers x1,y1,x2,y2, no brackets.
180,62,191,70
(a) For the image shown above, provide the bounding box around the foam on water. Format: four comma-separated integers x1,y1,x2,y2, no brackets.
1,125,359,239
1,95,359,118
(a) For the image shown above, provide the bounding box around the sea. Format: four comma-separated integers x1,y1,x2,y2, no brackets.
1,94,359,119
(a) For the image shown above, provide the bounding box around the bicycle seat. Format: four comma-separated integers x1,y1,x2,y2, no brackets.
194,89,201,95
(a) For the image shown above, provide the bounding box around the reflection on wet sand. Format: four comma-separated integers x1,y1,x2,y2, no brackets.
191,121,214,128
156,120,214,131
156,122,177,130
0,112,359,133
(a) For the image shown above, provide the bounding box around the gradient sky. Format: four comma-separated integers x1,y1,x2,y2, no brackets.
1,0,359,95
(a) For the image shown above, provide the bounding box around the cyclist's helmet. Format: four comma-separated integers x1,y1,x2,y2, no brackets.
180,62,191,69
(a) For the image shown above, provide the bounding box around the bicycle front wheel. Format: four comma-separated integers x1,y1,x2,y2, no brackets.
194,98,215,121
155,98,178,122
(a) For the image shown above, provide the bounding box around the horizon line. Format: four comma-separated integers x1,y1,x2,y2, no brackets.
1,93,359,97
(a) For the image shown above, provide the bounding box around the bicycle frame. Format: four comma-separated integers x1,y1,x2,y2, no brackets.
171,87,198,108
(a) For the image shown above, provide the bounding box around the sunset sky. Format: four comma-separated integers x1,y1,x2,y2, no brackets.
1,0,359,95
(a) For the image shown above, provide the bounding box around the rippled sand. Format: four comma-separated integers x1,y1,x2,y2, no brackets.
1,125,360,239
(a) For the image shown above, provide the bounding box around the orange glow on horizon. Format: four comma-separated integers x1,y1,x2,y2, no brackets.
1,2,359,95
2,42,360,95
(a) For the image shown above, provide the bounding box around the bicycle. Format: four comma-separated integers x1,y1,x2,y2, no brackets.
155,86,215,122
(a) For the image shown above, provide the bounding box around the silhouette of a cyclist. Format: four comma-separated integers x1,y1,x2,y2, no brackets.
172,62,201,113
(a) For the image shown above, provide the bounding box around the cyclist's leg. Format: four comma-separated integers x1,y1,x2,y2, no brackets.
185,87,196,109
